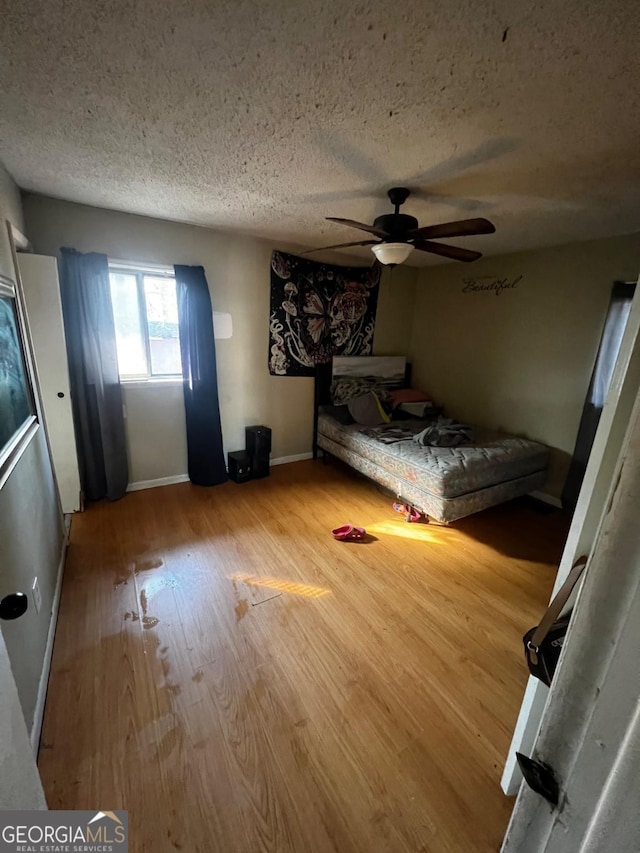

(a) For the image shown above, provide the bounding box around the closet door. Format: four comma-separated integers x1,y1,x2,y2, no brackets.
17,254,81,513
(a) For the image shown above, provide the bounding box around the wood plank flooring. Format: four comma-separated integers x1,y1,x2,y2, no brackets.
38,460,569,853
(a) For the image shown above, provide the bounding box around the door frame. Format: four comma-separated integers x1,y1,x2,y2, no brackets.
502,336,640,851
501,274,640,794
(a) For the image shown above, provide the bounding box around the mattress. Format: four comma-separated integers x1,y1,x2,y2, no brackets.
317,415,549,500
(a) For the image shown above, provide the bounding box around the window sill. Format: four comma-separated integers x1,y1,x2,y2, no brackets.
120,377,183,390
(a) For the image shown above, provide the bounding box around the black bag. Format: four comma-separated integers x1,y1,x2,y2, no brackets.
523,556,588,687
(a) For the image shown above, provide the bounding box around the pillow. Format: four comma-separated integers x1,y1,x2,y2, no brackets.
319,404,354,425
331,376,392,406
396,401,439,419
331,377,376,406
347,392,391,426
389,387,432,410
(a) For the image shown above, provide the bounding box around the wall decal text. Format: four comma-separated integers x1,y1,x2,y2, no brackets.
461,275,523,296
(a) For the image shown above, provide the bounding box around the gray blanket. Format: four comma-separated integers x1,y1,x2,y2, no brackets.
361,425,417,444
413,417,474,447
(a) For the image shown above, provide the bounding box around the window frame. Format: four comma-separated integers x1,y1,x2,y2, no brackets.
108,261,182,383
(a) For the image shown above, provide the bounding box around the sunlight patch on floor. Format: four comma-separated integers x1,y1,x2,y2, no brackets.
231,573,332,598
366,520,447,543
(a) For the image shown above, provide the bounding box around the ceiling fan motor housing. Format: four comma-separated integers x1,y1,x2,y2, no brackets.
311,182,493,263
373,213,419,239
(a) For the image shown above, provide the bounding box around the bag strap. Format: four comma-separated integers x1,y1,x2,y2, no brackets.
527,556,588,663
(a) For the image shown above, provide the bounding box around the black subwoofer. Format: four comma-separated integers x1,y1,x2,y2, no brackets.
246,425,271,479
228,450,252,483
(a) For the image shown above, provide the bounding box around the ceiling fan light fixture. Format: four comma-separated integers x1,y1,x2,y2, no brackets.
371,242,414,266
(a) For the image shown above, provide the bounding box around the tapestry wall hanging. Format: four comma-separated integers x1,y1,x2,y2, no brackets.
269,251,381,376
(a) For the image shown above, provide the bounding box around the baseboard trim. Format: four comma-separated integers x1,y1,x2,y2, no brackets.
270,452,314,466
529,490,563,509
30,521,69,754
127,457,314,491
127,474,190,492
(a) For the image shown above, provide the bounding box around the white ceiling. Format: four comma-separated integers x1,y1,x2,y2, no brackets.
1,0,640,265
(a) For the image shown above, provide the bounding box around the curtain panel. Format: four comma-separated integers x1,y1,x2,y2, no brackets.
174,265,227,487
59,247,128,501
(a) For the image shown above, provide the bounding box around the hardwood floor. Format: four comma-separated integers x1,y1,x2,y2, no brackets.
39,460,569,853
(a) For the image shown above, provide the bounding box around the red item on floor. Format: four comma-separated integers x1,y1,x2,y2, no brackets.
332,524,367,541
393,502,422,523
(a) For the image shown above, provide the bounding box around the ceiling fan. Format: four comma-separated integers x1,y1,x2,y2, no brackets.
304,187,495,265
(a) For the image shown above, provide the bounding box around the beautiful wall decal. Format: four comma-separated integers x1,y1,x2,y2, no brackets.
461,275,523,296
269,251,381,376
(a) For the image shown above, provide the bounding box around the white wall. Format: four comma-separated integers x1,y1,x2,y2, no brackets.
23,194,417,484
0,164,65,732
410,234,640,498
0,631,46,809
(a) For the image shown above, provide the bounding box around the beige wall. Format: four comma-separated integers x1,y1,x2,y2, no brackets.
19,191,640,501
0,164,64,731
0,631,46,808
122,382,187,483
372,264,417,359
23,194,416,483
0,165,23,279
410,234,640,498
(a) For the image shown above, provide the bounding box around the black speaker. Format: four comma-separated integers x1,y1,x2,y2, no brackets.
227,450,252,483
246,425,271,479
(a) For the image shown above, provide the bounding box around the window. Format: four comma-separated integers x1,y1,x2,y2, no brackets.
108,264,182,379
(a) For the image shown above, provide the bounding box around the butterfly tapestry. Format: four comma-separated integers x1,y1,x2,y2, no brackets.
268,251,381,376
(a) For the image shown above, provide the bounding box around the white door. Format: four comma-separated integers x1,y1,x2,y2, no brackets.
502,376,640,852
0,630,47,809
501,275,640,794
17,254,81,513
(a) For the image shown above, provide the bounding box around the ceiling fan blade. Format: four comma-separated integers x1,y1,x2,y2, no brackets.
410,218,495,240
414,240,482,263
301,239,379,254
326,217,388,238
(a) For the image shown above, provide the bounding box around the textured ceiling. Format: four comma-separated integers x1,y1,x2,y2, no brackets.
1,0,640,265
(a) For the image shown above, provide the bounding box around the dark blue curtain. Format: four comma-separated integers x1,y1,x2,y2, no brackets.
175,265,227,486
59,248,128,501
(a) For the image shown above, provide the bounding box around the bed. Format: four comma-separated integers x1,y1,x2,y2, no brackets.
313,356,550,523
